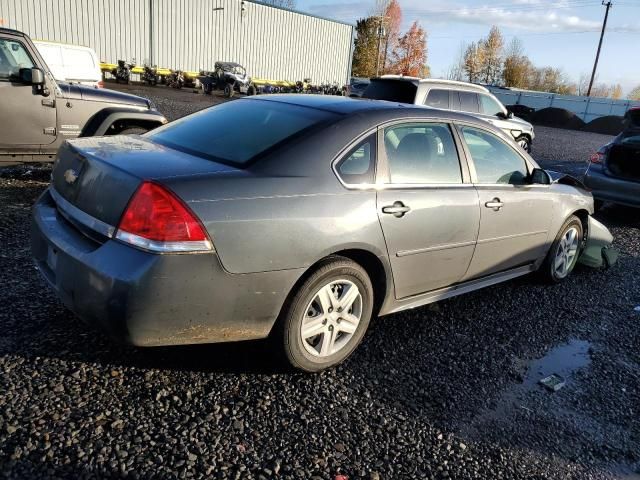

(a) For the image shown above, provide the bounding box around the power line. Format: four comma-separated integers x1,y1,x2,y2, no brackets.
401,0,603,16
587,1,613,96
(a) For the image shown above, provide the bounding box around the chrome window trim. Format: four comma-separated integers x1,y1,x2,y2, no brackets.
50,186,116,238
331,127,379,190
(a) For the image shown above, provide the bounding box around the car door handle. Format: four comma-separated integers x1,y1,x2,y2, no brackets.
485,198,504,211
382,201,411,217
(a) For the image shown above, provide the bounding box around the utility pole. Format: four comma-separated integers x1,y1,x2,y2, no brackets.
375,18,385,77
587,1,612,97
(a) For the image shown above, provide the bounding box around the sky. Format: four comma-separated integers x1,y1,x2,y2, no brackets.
295,0,639,95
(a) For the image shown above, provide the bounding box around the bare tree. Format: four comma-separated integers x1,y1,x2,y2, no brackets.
629,85,640,100
611,84,623,100
446,42,467,81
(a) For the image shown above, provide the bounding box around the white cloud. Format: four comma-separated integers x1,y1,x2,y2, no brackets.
305,0,640,34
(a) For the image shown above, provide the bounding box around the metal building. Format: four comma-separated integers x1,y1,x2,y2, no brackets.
0,0,354,84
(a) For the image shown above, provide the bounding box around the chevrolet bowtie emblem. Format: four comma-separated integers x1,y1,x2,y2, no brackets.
64,169,79,184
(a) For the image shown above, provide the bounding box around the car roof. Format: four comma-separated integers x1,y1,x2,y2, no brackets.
242,94,499,127
0,27,26,37
376,76,490,93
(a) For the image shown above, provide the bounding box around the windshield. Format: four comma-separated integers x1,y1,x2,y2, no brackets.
362,79,418,104
148,99,339,166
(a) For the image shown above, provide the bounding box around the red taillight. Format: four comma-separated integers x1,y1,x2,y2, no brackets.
115,182,212,253
590,152,604,164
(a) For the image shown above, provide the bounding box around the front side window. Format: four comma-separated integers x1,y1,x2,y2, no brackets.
0,39,35,81
479,94,505,117
425,89,449,109
384,123,462,184
336,135,376,184
461,126,529,185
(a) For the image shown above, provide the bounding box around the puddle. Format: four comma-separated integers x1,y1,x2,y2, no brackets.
521,339,592,390
462,339,594,435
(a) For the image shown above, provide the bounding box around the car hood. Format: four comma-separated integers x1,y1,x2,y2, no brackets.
509,115,533,131
58,82,151,108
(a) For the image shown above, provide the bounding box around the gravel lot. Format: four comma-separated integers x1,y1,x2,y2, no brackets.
1,84,639,480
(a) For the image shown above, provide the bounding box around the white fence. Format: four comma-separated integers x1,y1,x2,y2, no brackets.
487,86,640,123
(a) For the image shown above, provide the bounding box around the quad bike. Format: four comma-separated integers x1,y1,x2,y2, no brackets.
167,70,185,89
141,64,159,86
112,59,133,84
198,62,254,97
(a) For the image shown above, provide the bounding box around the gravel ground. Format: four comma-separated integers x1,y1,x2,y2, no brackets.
1,85,639,480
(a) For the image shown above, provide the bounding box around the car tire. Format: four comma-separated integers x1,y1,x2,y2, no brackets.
224,84,234,98
516,135,532,153
278,256,374,372
247,85,257,96
540,215,583,284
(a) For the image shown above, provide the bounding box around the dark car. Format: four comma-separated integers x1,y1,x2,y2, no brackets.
31,95,614,372
0,28,167,165
584,108,640,208
347,77,370,98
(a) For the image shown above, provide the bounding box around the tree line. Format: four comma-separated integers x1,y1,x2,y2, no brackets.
351,0,428,78
447,26,632,99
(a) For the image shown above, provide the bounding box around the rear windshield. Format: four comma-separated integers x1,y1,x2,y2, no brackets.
148,99,339,166
362,79,418,104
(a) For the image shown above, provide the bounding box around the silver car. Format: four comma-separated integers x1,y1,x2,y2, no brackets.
362,76,535,152
31,95,613,372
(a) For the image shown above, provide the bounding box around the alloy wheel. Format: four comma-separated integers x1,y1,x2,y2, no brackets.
554,226,580,278
300,280,363,358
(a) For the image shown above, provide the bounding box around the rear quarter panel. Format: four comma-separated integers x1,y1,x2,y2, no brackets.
163,116,390,274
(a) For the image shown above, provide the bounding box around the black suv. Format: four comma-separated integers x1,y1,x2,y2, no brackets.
0,28,167,165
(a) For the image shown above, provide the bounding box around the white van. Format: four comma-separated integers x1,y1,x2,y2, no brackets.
33,40,103,88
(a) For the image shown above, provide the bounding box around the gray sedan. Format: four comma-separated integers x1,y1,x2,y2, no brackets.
31,95,615,371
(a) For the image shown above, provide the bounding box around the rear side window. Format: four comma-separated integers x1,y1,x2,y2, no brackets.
335,134,376,184
461,126,529,185
450,91,461,111
149,99,339,167
0,39,35,81
425,89,449,109
384,123,462,184
459,92,480,113
362,79,418,104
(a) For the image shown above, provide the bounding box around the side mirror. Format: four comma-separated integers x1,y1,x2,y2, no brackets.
530,168,551,185
19,67,45,85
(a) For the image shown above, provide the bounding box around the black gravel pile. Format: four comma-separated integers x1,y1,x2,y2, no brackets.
1,106,639,479
531,108,586,130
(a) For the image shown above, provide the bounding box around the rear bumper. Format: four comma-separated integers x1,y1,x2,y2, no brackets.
31,189,303,346
583,165,640,207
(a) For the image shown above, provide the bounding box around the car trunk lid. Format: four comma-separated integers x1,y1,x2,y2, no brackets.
51,135,242,229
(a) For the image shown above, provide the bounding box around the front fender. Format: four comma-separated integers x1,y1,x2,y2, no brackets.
579,216,618,268
80,107,167,137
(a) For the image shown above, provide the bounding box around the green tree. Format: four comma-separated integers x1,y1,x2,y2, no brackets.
351,17,380,78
